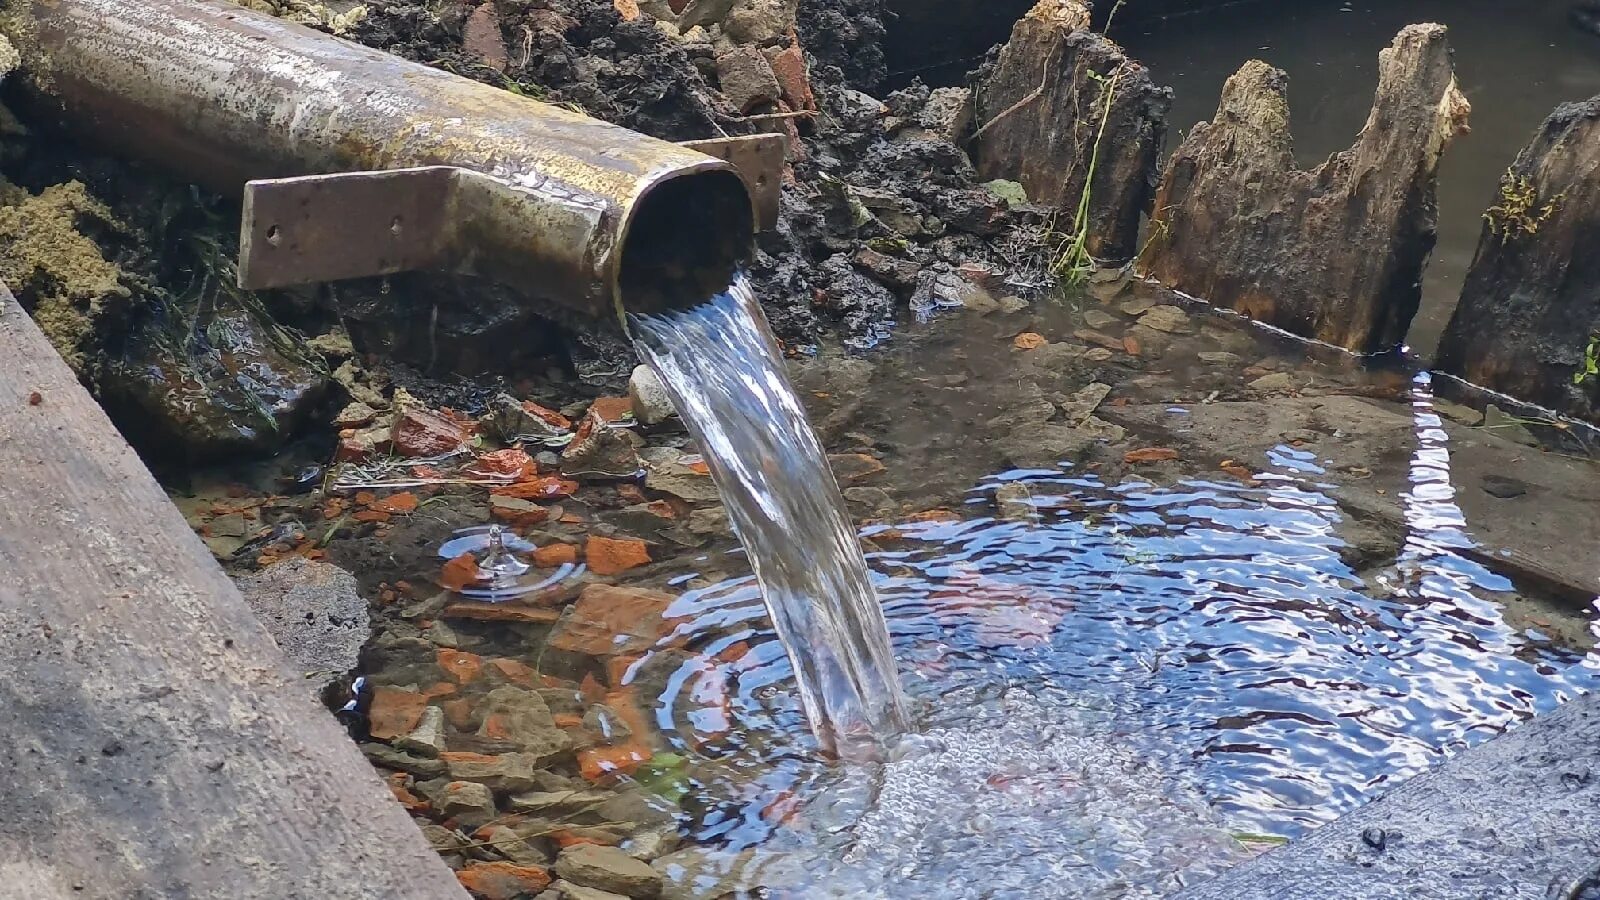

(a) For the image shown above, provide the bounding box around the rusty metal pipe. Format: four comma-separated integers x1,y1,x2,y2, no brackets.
1,0,756,321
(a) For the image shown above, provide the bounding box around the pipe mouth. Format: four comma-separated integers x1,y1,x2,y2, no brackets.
617,167,754,318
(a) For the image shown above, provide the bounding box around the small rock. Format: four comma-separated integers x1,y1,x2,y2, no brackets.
442,751,541,793
1119,296,1159,317
1083,347,1115,362
552,881,631,900
914,87,973,142
687,507,730,536
484,824,550,867
555,843,664,899
395,705,448,758
843,486,895,517
585,536,652,576
1433,399,1484,426
361,742,447,779
1136,305,1194,334
994,483,1035,520
1248,372,1296,393
1057,382,1112,426
982,179,1029,206
457,861,553,900
476,686,573,763
1483,404,1540,447
828,453,886,484
420,823,469,856
641,447,721,502
1078,416,1127,442
235,558,369,698
547,584,675,657
367,686,427,741
768,45,815,112
716,46,781,113
508,788,616,816
481,393,570,444
998,295,1029,314
621,828,680,862
393,405,467,457
997,424,1095,469
439,780,500,829
628,366,678,427
836,88,888,131
1481,474,1529,499
462,2,508,71
1198,351,1242,366
1082,309,1117,330
563,410,643,478
852,248,922,291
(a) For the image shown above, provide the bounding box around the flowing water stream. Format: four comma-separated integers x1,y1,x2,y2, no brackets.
630,274,911,756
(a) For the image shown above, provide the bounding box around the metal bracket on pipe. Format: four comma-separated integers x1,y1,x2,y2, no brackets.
238,135,785,291
681,134,786,231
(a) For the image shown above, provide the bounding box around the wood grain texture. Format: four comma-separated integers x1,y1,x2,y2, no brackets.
1138,25,1470,354
0,283,465,899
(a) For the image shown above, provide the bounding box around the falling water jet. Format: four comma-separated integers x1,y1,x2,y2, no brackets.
630,273,910,757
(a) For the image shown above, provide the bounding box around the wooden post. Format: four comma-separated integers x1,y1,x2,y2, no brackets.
0,283,465,898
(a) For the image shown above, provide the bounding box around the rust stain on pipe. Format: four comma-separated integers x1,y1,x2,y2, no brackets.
2,0,754,321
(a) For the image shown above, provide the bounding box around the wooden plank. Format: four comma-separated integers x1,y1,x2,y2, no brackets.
0,283,466,899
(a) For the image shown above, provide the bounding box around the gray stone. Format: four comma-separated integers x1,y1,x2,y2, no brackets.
479,392,569,445
843,487,895,517
1119,296,1159,317
419,824,469,855
235,558,368,698
715,46,780,113
444,752,541,793
507,788,615,816
994,483,1036,521
562,414,642,479
475,686,573,763
1057,382,1111,426
641,448,722,503
1248,372,1297,393
1198,351,1242,366
1136,305,1194,334
997,424,1095,469
483,825,549,867
556,843,664,898
836,88,887,131
914,87,973,142
438,780,498,829
998,295,1030,314
1083,309,1117,330
394,705,447,758
686,506,730,536
552,882,630,900
621,828,680,862
360,742,446,779
1483,405,1541,447
1432,399,1483,426
1078,416,1127,443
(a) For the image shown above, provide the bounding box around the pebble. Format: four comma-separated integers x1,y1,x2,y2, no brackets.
628,365,678,426
1136,305,1194,334
554,843,665,899
1057,382,1112,426
998,295,1029,314
1249,372,1297,392
1083,310,1117,329
1119,296,1159,317
995,483,1036,520
1198,351,1242,366
395,705,447,758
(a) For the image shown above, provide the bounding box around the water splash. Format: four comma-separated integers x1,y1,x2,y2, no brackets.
630,274,910,755
437,524,585,602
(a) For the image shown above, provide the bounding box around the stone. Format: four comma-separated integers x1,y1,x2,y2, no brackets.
995,483,1036,520
367,686,428,741
551,882,631,900
481,393,570,444
719,0,796,46
1136,305,1193,334
563,410,643,479
1432,399,1484,426
686,507,730,536
715,46,781,113
392,405,467,457
914,87,973,143
1056,382,1111,426
547,584,675,657
439,780,499,829
767,45,815,112
462,3,509,71
333,400,379,428
1139,26,1471,353
395,705,448,758
457,862,553,900
484,825,549,867
361,742,447,779
1078,415,1126,442
1481,475,1529,499
997,423,1095,469
1249,372,1297,393
627,366,677,427
555,843,665,898
1198,351,1242,366
641,448,721,502
442,751,541,793
476,686,574,763
1437,97,1600,424
234,559,368,698
836,89,888,132
584,537,652,576
972,0,1171,261
98,289,328,461
1483,404,1540,447
508,788,616,816
1083,309,1117,330
852,248,922,291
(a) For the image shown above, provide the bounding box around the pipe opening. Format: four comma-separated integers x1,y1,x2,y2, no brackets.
619,168,754,316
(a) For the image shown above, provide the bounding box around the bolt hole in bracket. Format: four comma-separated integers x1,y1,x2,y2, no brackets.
237,134,785,293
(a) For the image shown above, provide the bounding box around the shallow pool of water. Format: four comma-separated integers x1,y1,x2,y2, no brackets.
626,297,1600,898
